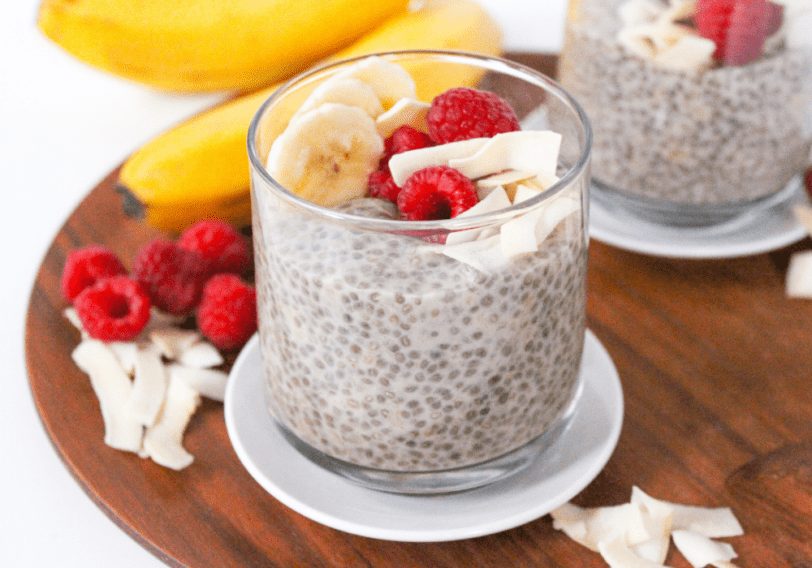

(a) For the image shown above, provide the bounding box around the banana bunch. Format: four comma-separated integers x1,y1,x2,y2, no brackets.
37,0,411,92
116,0,502,233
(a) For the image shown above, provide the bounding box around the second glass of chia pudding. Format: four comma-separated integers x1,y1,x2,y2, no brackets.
247,51,593,494
559,0,812,226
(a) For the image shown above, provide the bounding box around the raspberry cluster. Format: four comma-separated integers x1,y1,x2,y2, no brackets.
695,0,784,66
62,219,256,349
367,87,521,221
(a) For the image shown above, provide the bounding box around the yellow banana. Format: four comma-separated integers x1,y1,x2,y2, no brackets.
117,0,502,233
37,0,411,93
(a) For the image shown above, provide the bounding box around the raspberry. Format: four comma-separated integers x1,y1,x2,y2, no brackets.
74,275,151,341
368,169,401,202
61,245,127,302
132,238,210,316
724,0,771,65
427,87,521,144
696,0,773,65
383,125,433,162
197,274,257,351
396,166,478,221
177,219,251,276
695,0,736,60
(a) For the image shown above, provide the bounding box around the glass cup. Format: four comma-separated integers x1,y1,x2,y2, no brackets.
247,50,593,494
559,0,812,227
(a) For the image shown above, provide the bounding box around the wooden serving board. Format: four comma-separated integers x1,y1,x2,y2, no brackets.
25,54,812,567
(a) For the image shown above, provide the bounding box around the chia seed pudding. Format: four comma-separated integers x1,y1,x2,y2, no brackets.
246,51,593,490
559,0,812,217
251,197,587,472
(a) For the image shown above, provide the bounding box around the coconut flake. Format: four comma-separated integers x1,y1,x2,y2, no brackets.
598,536,669,568
108,341,139,375
125,345,168,427
431,233,509,273
448,131,562,181
445,186,512,246
142,374,200,470
63,307,88,338
179,340,224,369
787,250,812,298
150,327,201,360
168,363,228,402
388,137,490,186
630,487,675,563
670,504,743,538
476,170,538,189
376,97,430,138
672,530,737,568
71,340,143,452
550,502,650,551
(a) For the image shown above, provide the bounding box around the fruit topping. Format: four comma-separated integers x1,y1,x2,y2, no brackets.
178,219,251,276
694,0,775,65
368,169,401,201
384,124,434,160
61,245,127,302
396,165,478,220
266,103,384,208
197,274,258,351
132,238,211,316
427,87,521,143
332,55,417,110
73,275,152,341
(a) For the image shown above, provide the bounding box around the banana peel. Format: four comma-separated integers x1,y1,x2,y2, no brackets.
37,0,411,93
117,0,503,233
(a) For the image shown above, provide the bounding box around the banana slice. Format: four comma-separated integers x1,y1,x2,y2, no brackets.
294,77,384,120
267,103,383,207
334,55,417,110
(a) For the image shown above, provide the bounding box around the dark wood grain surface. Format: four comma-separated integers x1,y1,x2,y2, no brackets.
25,54,812,567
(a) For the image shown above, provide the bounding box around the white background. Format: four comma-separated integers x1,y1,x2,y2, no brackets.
0,0,567,565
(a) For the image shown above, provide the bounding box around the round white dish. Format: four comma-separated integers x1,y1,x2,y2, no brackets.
588,178,810,259
224,329,624,542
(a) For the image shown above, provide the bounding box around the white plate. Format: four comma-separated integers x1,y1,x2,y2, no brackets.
224,330,624,542
589,179,810,259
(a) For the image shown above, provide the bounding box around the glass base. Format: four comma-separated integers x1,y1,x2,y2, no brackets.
272,379,584,495
591,176,803,229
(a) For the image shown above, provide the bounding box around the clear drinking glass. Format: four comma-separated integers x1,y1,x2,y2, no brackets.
247,50,593,494
560,0,812,226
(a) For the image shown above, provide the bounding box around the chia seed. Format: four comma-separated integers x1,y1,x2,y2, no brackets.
252,196,587,472
559,10,812,207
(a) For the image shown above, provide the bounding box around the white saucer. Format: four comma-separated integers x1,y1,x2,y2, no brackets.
224,330,624,542
589,179,809,259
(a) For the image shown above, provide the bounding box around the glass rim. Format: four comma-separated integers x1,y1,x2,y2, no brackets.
246,49,593,232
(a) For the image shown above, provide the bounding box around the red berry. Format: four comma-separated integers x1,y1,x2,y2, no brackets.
696,0,772,65
724,0,771,66
178,219,251,276
804,168,812,198
396,166,478,221
368,169,402,202
695,0,736,61
384,125,433,162
74,275,151,341
427,87,521,144
61,245,127,302
132,238,210,316
197,274,257,351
